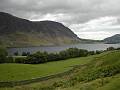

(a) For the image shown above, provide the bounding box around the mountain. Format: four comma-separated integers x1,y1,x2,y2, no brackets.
104,34,120,44
0,12,80,47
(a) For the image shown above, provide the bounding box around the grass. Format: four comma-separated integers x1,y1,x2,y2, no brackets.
0,50,120,90
60,74,120,90
98,74,120,90
56,50,120,90
0,53,99,82
1,74,120,90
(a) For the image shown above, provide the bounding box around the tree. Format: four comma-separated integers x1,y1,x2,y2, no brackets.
15,57,26,63
22,52,27,56
88,51,95,55
25,51,48,64
6,56,14,63
0,47,8,63
14,51,19,56
116,47,120,50
78,49,88,57
59,51,69,60
107,47,115,51
22,52,31,56
26,52,30,56
96,50,103,54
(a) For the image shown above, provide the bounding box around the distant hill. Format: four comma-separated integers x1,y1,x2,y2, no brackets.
104,34,120,44
0,12,81,47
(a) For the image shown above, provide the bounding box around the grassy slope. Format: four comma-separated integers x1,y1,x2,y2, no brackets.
0,50,120,90
58,50,120,90
61,74,120,90
0,54,96,81
0,32,79,47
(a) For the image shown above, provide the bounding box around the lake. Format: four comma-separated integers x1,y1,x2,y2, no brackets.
7,44,120,55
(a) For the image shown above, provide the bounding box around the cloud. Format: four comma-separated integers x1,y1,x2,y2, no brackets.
0,0,120,39
1,0,120,21
69,16,120,40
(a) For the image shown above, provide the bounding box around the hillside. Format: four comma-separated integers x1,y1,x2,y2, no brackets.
104,34,120,44
0,12,80,47
58,50,120,90
0,50,120,90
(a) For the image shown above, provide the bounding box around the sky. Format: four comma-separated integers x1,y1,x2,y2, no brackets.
0,0,120,40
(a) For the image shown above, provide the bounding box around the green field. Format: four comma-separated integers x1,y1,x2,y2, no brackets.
60,74,120,90
0,50,120,90
0,53,97,81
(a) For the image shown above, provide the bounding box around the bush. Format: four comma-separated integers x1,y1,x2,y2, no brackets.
0,47,8,63
7,47,112,64
88,51,95,55
22,52,30,56
22,52,27,56
55,62,120,88
116,47,120,50
96,50,103,54
6,56,14,63
107,47,115,51
14,57,26,63
24,52,48,64
24,48,90,64
14,51,19,56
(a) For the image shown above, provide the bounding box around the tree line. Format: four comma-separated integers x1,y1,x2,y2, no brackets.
0,47,120,64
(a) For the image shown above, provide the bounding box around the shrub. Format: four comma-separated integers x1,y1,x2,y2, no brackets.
24,48,89,64
96,50,103,54
116,47,120,50
22,52,30,56
22,52,27,56
14,57,26,63
6,56,14,63
14,51,19,56
24,52,48,64
0,47,8,63
88,51,95,55
107,47,115,51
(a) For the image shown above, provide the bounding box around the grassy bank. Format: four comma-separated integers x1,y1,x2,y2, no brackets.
0,53,98,81
0,50,120,90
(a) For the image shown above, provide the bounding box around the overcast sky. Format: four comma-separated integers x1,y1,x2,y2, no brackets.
0,0,120,40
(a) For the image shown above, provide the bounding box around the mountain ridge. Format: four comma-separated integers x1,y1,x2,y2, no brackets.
104,34,120,44
0,12,119,47
0,12,81,47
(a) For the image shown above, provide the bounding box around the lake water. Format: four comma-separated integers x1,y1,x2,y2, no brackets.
7,44,120,55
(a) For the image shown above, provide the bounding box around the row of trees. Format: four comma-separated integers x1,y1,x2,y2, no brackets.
13,47,120,57
0,47,8,63
0,47,120,64
14,47,120,64
14,51,30,56
24,48,103,64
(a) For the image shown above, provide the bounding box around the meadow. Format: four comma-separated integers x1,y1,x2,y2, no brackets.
0,53,95,82
0,50,120,90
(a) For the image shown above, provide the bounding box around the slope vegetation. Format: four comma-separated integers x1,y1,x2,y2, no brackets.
0,12,80,47
0,50,120,90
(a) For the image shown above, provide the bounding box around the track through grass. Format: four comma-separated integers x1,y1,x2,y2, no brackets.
0,51,119,90
0,53,101,81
